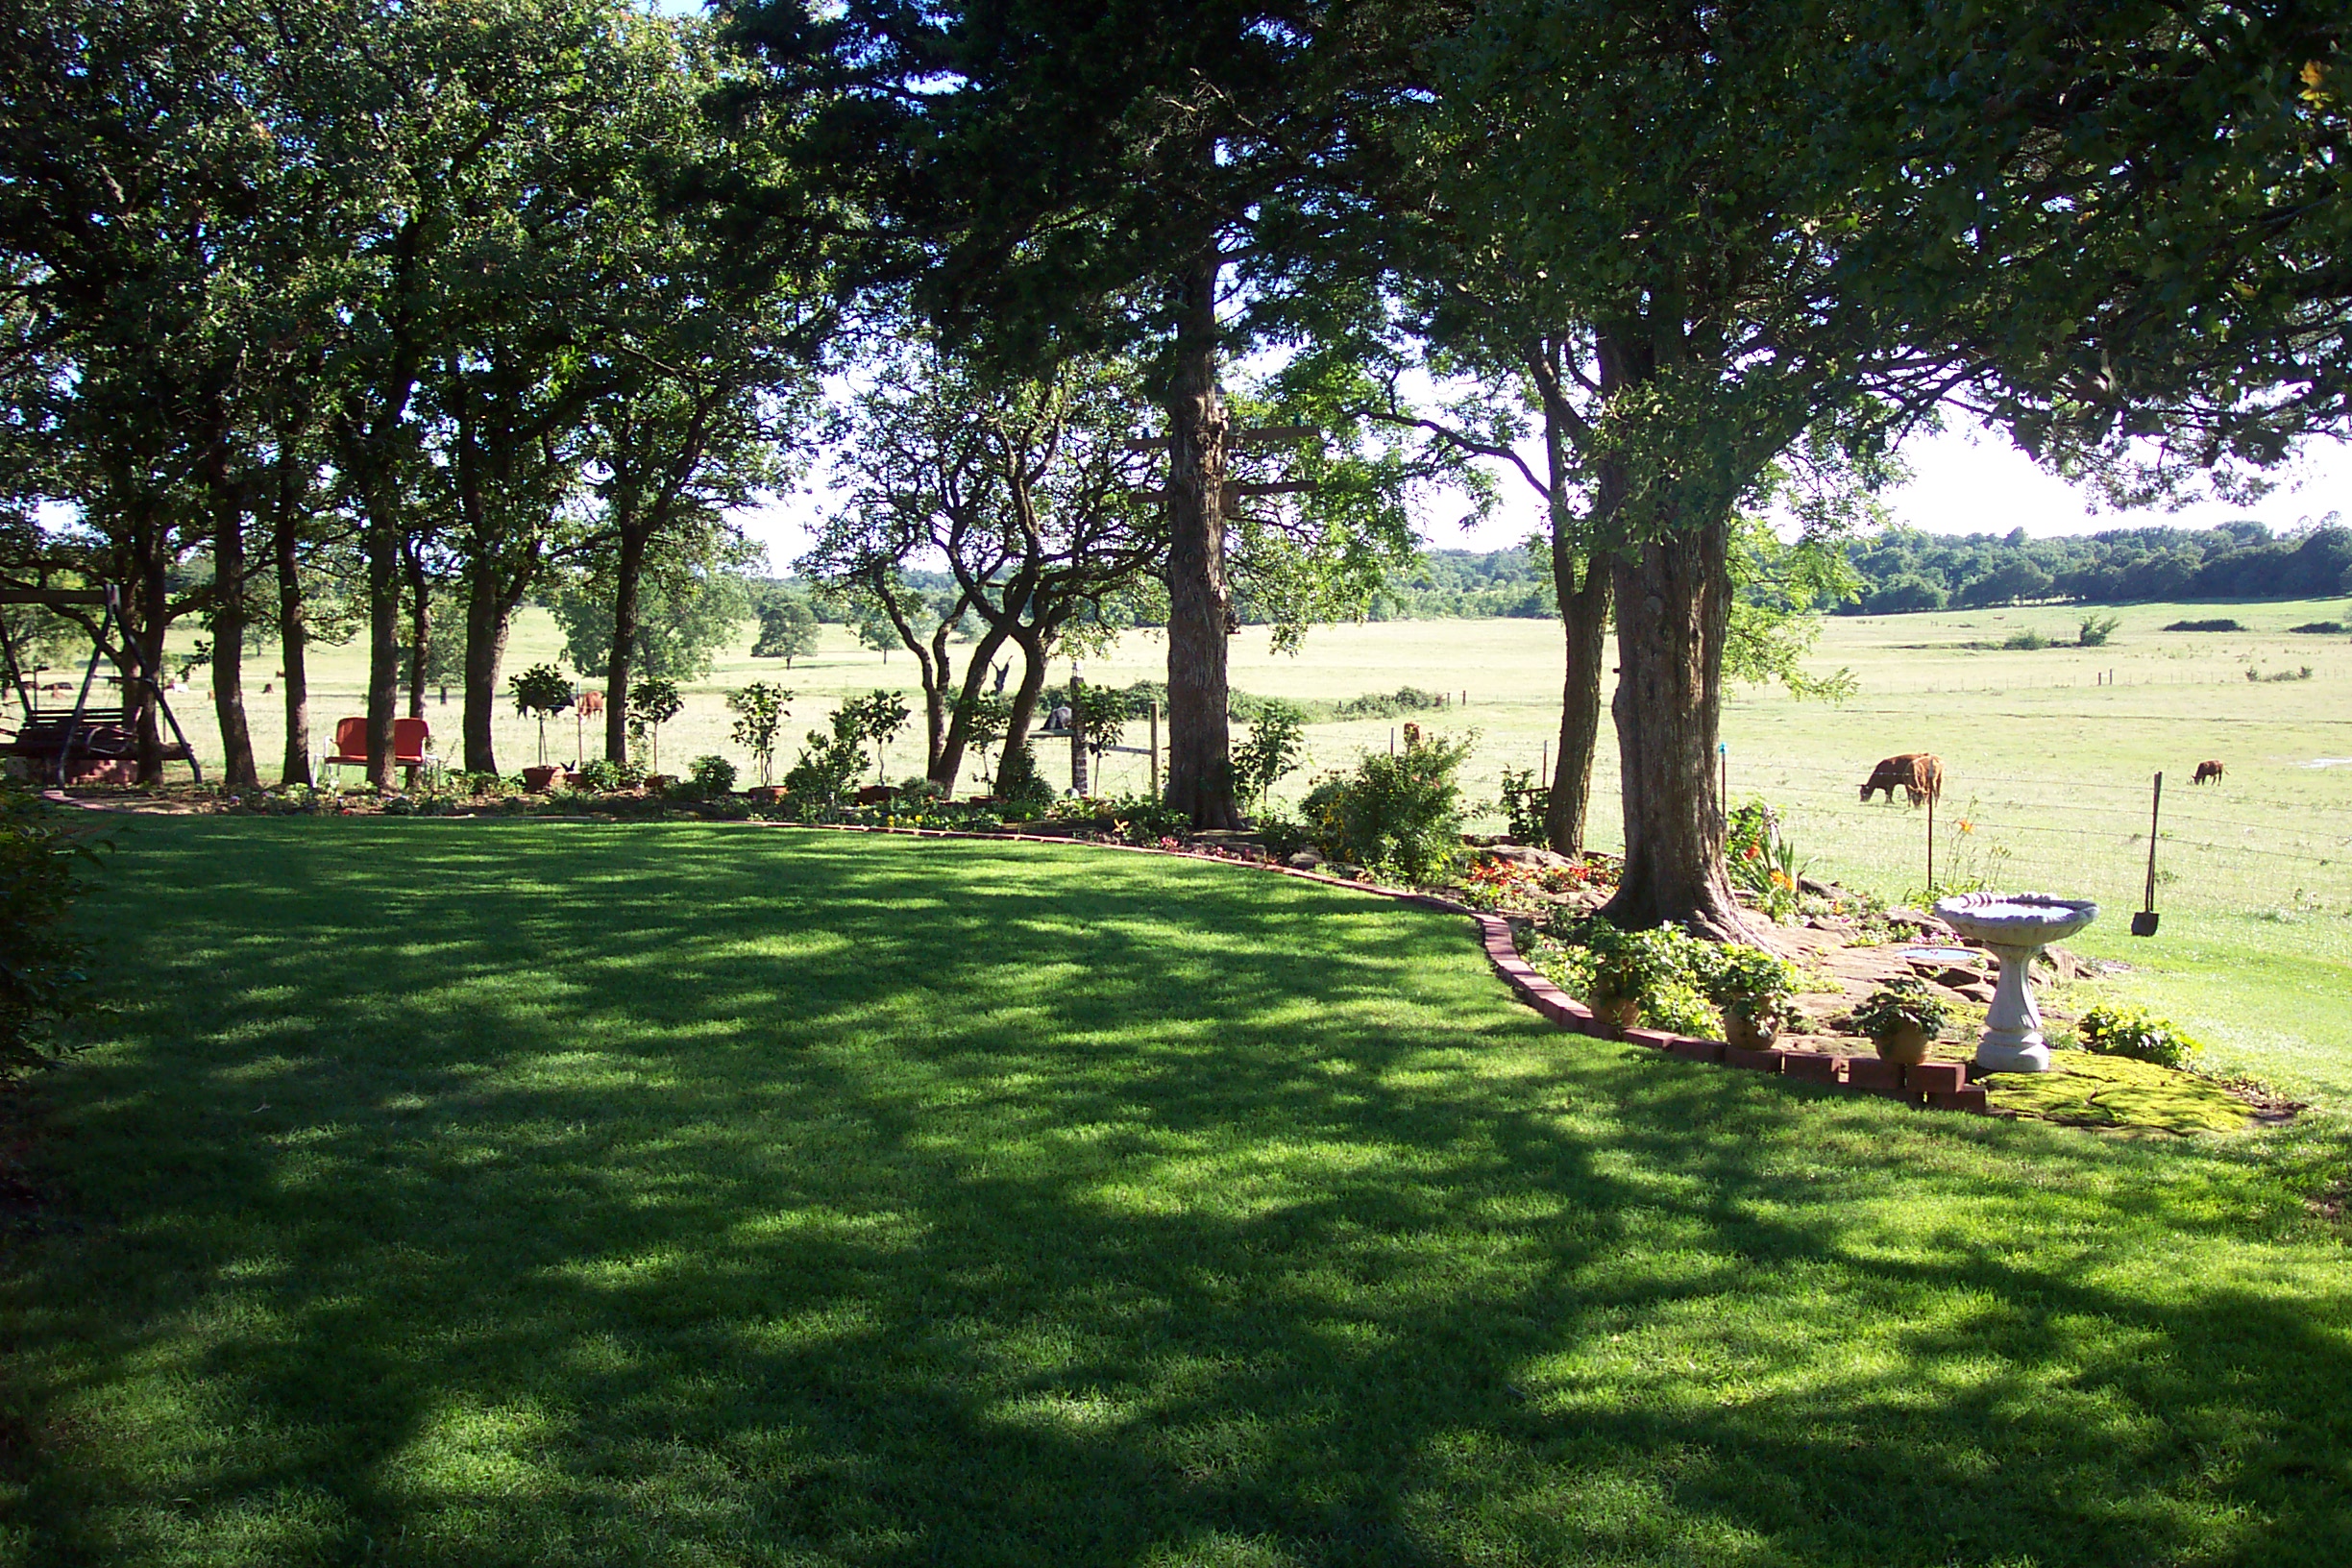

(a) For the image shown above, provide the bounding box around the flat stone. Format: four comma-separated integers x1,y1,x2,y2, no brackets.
1477,844,1571,870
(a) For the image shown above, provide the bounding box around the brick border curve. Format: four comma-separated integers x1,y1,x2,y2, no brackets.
41,795,1989,1114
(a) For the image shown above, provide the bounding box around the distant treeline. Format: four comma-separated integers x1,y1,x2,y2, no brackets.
1843,521,2352,612
766,521,2350,637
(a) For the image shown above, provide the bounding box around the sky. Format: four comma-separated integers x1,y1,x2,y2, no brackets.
728,422,2352,576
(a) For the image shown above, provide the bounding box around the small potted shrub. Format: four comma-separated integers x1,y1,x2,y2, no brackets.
1707,944,1803,1049
1577,922,1720,1034
1851,978,1948,1065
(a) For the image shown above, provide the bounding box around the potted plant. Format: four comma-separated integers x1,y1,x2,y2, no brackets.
509,663,575,791
1706,944,1804,1049
1851,979,1949,1065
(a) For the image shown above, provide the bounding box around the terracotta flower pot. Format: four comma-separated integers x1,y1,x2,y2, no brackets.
522,764,566,793
1592,992,1641,1029
1874,1022,1933,1066
1726,1010,1780,1050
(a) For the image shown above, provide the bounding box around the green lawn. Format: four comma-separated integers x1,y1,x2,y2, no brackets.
5,819,2350,1566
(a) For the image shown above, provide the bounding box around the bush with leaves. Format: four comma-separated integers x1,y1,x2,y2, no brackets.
726,682,795,786
2077,614,2121,648
0,783,107,1076
992,741,1055,807
575,758,645,793
1703,944,1804,1034
1851,979,1949,1042
1497,767,1551,843
628,677,684,772
1233,698,1308,813
1726,798,1806,920
686,754,739,797
783,710,870,804
1303,731,1474,882
1573,920,1724,1036
2078,1004,2204,1070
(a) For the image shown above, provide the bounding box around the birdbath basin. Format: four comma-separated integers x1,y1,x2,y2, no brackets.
1932,893,2098,1073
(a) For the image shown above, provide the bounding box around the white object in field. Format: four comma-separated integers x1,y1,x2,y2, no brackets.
1931,893,2099,1074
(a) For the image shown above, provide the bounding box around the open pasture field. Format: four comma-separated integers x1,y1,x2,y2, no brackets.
6,820,2352,1567
122,596,2352,1100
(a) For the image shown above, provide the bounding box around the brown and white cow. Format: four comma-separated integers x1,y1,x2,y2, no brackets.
1860,752,1944,807
2193,759,2224,785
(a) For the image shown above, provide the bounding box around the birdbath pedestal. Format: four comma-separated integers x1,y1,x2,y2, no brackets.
1931,893,2099,1073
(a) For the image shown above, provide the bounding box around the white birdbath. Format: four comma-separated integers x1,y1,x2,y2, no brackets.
1932,893,2098,1073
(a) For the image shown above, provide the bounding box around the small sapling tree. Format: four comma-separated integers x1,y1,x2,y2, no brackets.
727,682,795,786
628,677,684,773
843,689,912,784
509,664,574,768
1233,698,1308,815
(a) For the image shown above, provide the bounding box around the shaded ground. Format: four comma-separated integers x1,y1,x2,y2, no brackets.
2,819,2349,1567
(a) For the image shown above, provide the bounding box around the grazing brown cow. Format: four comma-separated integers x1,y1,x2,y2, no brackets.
2193,759,2224,785
1860,752,1944,807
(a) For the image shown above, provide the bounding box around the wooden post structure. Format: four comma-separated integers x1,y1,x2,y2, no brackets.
1149,701,1161,796
2134,772,2164,936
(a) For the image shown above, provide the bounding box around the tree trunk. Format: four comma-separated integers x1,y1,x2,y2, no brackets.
1598,512,1752,941
1002,630,1049,759
930,622,1012,796
461,562,512,776
1545,562,1610,855
365,511,402,790
273,491,311,786
1161,252,1240,829
604,521,649,764
133,527,168,785
206,444,259,789
403,540,429,721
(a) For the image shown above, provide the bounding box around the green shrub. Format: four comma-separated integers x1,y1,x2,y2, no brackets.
1233,699,1308,812
2001,628,2050,650
992,742,1055,807
2164,618,2242,632
575,758,645,793
2078,1004,2204,1070
687,754,739,796
1305,731,1474,882
2077,614,2120,647
1575,920,1725,1036
1497,767,1550,843
1705,943,1804,1031
783,713,867,804
1852,979,1949,1041
0,783,107,1075
725,682,794,787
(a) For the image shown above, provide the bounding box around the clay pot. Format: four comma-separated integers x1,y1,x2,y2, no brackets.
1592,992,1641,1029
522,764,567,793
1726,1010,1780,1050
1874,1022,1934,1066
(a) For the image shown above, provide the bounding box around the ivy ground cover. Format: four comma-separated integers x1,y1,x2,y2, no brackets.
4,819,2349,1566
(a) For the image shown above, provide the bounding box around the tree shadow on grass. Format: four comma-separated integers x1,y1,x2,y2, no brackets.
6,819,2350,1566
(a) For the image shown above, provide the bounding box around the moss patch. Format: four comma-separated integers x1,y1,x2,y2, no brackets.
1981,1051,2253,1134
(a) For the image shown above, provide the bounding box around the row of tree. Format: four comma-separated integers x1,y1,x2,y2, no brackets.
1,0,818,786
1847,522,2352,613
5,0,2344,940
725,0,2349,936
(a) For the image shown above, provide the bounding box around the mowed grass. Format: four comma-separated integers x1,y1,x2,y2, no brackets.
133,596,2352,1095
4,819,2352,1567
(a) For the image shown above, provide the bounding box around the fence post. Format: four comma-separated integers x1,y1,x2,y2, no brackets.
1925,786,1935,894
1149,700,1160,798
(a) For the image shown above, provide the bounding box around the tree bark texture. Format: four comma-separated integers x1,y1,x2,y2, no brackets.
1161,255,1239,829
603,519,648,764
1545,562,1610,856
403,539,430,721
1598,513,1752,942
204,439,259,789
272,457,312,786
461,562,516,776
365,513,401,790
